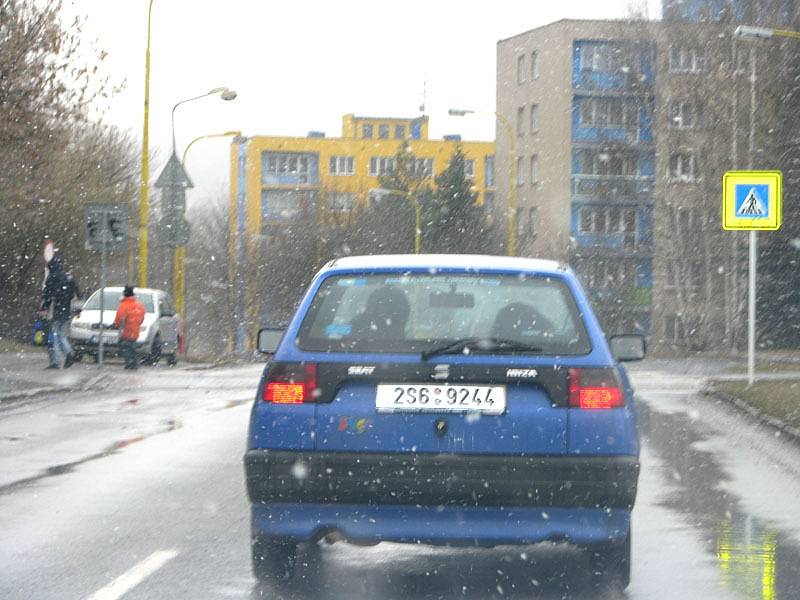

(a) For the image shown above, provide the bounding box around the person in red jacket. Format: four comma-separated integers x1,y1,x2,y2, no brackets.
114,286,146,370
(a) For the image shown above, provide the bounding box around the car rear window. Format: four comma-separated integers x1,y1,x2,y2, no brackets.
83,290,155,313
296,273,591,355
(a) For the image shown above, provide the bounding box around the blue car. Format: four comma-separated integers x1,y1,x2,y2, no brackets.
245,255,644,587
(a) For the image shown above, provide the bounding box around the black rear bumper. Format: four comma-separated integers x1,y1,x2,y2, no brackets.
244,450,639,509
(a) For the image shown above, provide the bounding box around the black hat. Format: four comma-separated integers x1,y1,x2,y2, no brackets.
123,285,135,297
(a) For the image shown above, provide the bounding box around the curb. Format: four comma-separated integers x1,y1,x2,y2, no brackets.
701,387,800,444
0,372,111,405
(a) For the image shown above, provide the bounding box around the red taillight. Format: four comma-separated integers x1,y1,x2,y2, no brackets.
568,368,624,409
262,363,317,404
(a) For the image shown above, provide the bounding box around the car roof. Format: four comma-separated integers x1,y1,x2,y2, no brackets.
92,287,162,295
325,254,568,275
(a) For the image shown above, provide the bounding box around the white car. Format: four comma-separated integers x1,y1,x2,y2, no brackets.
69,287,180,366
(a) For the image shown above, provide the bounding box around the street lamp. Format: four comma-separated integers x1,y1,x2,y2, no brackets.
170,129,241,351
182,130,242,165
449,108,517,256
734,25,800,40
171,87,238,153
372,188,421,253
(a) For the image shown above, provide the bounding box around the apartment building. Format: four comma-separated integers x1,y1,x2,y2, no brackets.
497,20,657,335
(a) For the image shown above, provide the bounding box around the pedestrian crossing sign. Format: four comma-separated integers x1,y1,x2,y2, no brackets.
723,170,781,230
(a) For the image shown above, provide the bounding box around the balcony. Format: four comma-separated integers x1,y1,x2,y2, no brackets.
571,174,654,201
570,233,653,257
572,70,653,93
572,125,653,145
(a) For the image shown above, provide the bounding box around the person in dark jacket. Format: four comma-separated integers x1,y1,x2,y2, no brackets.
40,255,81,369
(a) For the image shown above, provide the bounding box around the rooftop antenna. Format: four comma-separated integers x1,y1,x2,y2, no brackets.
418,79,427,114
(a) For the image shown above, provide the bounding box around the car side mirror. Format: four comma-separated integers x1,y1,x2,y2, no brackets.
257,327,284,354
609,334,646,362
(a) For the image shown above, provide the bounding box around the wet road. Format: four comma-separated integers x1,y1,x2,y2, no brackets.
1,358,799,599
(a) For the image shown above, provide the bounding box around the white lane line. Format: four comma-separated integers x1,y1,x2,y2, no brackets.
84,549,179,600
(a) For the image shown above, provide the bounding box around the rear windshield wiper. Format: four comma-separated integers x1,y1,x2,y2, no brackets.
421,337,543,361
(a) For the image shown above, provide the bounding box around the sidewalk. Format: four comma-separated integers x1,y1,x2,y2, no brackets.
0,350,109,404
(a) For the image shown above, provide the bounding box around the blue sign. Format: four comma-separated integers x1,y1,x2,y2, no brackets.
734,184,769,219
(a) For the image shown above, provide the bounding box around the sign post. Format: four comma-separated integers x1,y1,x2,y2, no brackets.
722,170,782,386
154,152,193,354
86,204,128,366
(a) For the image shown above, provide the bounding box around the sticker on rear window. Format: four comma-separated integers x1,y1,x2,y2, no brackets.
325,323,352,338
336,278,367,287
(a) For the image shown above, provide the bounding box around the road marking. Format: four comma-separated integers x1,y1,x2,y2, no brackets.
84,549,178,600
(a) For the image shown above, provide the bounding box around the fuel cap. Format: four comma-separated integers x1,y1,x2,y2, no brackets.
434,418,448,438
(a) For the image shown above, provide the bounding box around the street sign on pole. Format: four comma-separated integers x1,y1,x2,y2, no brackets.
722,170,782,386
723,171,782,231
85,204,128,365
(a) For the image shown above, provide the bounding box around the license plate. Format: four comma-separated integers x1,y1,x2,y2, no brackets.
375,384,506,415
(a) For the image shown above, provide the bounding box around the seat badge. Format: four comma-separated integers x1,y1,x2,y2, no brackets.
432,364,449,380
348,365,375,375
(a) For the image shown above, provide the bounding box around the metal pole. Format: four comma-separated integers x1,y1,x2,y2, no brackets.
748,229,757,385
495,112,516,256
747,45,757,385
99,212,107,366
413,196,421,254
138,0,155,288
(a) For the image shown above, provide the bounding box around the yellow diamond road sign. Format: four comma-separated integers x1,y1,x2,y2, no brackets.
723,170,782,231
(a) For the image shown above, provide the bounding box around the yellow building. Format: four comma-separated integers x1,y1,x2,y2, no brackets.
228,114,495,349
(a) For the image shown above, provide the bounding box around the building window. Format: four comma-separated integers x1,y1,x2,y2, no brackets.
530,104,540,133
517,55,526,84
516,157,524,186
668,100,699,129
579,206,637,237
577,149,637,176
528,207,538,239
394,124,405,139
464,159,475,179
580,42,621,73
410,158,433,178
362,124,373,139
329,192,355,212
378,124,390,139
517,106,525,136
531,50,539,80
329,155,355,176
530,154,539,185
579,98,634,128
369,156,395,176
669,45,706,73
483,191,495,210
665,314,685,342
263,152,318,184
484,155,495,187
579,207,593,233
669,151,699,182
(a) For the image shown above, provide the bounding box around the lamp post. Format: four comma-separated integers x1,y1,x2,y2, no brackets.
166,90,236,354
137,0,156,288
449,108,516,256
732,24,800,385
170,130,241,352
171,88,238,154
372,188,421,253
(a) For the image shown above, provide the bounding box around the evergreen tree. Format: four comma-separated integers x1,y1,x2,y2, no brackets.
423,146,493,254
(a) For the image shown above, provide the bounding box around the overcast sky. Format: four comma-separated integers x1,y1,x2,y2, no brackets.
74,0,661,208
